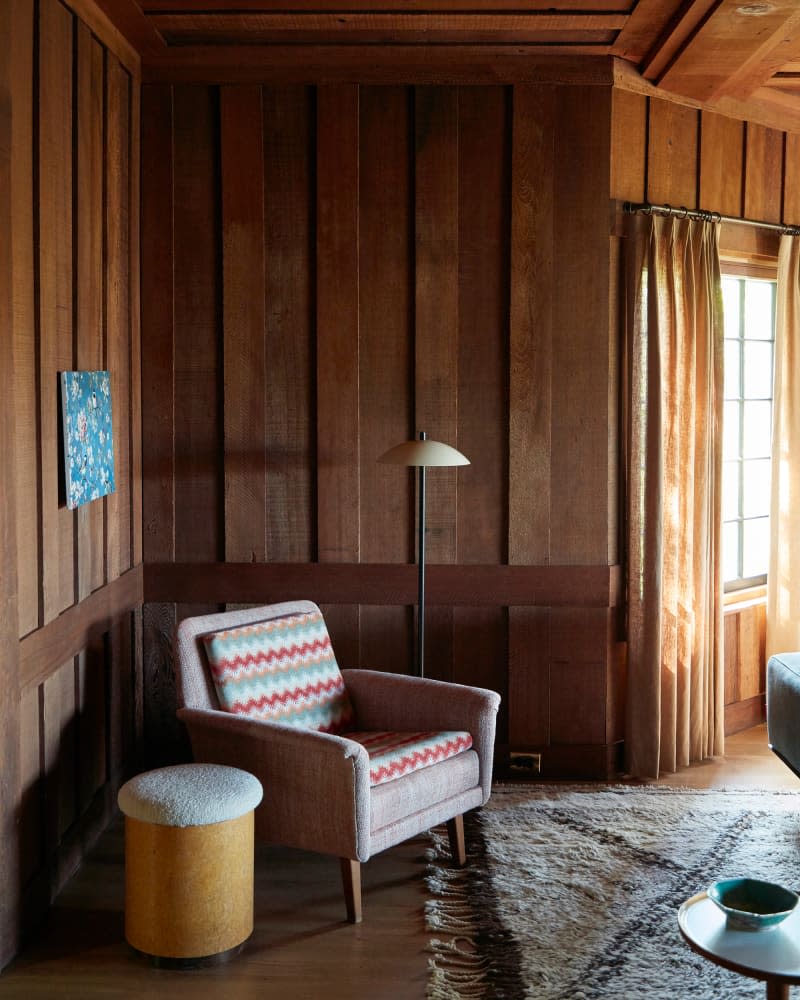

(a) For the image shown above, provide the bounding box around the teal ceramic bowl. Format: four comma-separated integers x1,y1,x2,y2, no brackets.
708,878,799,931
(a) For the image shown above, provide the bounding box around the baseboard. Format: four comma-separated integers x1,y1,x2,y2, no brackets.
724,694,765,736
496,741,624,782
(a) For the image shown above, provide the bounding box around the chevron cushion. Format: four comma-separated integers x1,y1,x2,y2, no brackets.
202,610,354,734
346,730,473,787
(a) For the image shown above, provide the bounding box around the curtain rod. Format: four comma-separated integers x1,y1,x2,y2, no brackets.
623,201,800,238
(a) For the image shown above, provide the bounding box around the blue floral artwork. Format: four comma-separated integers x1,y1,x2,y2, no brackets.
60,370,116,510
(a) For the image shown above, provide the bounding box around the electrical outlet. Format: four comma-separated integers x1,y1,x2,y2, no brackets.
508,751,542,775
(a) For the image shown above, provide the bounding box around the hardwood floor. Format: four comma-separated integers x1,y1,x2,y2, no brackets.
0,725,796,999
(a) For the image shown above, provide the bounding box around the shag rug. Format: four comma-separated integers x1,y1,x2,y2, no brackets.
425,785,800,1000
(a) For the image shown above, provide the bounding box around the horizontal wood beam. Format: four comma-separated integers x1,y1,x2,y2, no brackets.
148,12,625,46
139,0,634,10
19,564,143,693
142,47,616,85
144,561,622,608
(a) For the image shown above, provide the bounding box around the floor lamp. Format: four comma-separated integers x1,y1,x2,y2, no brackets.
378,432,469,678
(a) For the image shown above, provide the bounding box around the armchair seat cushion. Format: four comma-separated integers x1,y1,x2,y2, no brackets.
346,730,473,786
202,609,354,734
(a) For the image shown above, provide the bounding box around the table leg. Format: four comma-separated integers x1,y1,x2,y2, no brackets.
766,980,789,1000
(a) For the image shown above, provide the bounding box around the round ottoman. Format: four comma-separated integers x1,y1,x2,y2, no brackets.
118,763,263,966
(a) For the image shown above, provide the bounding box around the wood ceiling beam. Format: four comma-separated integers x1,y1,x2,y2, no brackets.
610,0,688,65
149,12,625,46
142,46,616,85
92,0,167,56
657,0,800,103
139,0,633,10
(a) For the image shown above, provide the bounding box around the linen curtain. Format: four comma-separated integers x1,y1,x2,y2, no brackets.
767,236,800,656
624,213,725,779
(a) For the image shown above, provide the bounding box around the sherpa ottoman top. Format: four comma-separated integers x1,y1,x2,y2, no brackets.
118,763,263,828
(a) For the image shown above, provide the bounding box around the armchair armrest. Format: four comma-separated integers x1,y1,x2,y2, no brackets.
341,669,500,804
177,706,372,860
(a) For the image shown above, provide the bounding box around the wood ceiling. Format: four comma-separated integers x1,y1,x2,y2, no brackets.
98,0,800,131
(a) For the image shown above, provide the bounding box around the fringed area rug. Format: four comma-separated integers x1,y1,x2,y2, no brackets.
425,785,800,1000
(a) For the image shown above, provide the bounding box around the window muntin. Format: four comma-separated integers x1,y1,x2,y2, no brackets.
721,274,776,591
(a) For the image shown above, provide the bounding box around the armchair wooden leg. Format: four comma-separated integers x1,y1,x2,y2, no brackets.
340,858,362,924
446,815,466,867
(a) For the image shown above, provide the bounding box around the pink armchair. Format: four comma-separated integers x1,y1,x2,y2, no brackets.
174,600,500,923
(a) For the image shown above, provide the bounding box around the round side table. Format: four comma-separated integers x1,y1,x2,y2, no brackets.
678,891,800,1000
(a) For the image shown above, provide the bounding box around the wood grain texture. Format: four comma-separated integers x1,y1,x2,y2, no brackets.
550,85,612,565
221,85,267,563
105,55,132,581
358,86,412,672
610,87,647,202
0,6,22,965
316,84,360,565
11,0,38,639
19,565,144,693
698,111,744,218
509,84,553,566
414,85,460,679
76,25,106,601
43,659,79,842
744,123,783,224
18,687,43,887
263,86,314,563
77,637,107,813
783,132,800,225
646,97,699,207
129,78,142,567
140,85,175,564
39,0,75,622
454,87,508,695
173,85,221,564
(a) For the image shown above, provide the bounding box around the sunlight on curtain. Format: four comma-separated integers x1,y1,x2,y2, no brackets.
767,236,800,656
624,214,725,779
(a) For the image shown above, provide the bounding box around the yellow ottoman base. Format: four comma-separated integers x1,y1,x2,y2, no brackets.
124,811,254,962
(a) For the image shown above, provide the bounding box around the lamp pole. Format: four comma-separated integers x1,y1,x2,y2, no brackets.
417,431,427,678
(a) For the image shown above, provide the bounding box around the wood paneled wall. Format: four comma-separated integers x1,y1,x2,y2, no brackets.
141,81,624,778
610,90,795,734
1,0,142,968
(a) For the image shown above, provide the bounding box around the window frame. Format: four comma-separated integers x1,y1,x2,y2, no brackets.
720,256,777,595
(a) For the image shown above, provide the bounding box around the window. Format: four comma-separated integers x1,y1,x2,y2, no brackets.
722,273,776,591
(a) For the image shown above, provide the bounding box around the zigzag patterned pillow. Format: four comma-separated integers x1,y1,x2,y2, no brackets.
202,610,354,734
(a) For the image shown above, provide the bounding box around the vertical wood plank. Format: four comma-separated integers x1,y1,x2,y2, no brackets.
507,84,555,746
646,98,698,207
18,688,42,887
550,85,612,565
77,637,106,813
0,6,22,962
783,133,800,224
221,85,267,563
75,25,105,600
610,88,647,203
699,111,744,218
105,56,131,580
724,611,739,705
414,85,460,680
39,0,75,622
738,605,762,701
141,85,175,564
129,72,142,567
317,85,360,663
509,84,553,567
263,86,314,564
457,85,507,568
744,123,783,224
174,86,221,564
359,86,412,675
11,0,38,638
42,659,78,845
455,86,508,698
